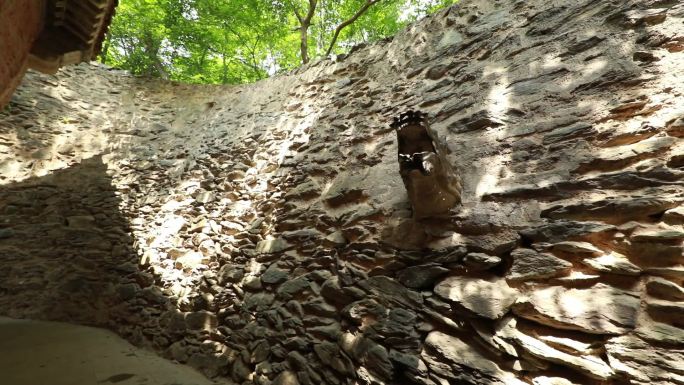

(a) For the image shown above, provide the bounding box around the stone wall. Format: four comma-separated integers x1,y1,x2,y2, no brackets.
0,0,44,107
1,0,683,384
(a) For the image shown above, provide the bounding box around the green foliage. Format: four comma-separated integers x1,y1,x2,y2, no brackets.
101,0,458,84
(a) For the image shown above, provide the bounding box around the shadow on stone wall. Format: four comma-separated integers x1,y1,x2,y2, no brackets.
0,156,147,327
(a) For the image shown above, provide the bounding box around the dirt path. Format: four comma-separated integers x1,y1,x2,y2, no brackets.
0,317,228,385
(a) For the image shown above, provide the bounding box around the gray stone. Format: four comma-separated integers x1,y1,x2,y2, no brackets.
388,349,427,377
167,341,189,362
344,299,387,325
302,298,337,317
582,252,641,276
646,265,684,282
396,264,449,289
66,215,96,228
629,242,683,265
542,196,681,223
543,122,594,144
324,230,347,246
462,252,501,271
495,317,614,380
636,316,684,345
363,276,423,309
513,284,640,334
663,206,684,224
308,322,341,340
465,231,520,255
551,241,602,255
507,248,572,282
576,136,675,173
256,237,291,254
313,342,355,375
322,171,368,207
0,228,15,239
320,277,354,306
422,331,525,385
645,298,684,328
362,341,393,380
340,333,393,379
218,263,244,284
261,264,289,285
185,311,217,330
117,283,141,300
286,351,308,371
606,335,684,384
231,357,251,382
434,276,518,319
284,180,319,200
646,276,684,301
453,109,505,132
272,371,299,385
370,308,420,350
250,339,270,364
520,221,616,243
532,376,579,385
161,310,187,333
426,64,450,80
277,276,311,300
631,227,684,241
243,292,275,312
472,322,518,358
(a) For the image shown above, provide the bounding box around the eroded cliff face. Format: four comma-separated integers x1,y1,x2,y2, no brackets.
1,1,683,384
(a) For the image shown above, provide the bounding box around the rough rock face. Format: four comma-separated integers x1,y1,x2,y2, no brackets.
1,0,684,384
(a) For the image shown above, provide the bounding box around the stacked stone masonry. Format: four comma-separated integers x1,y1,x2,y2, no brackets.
1,0,684,384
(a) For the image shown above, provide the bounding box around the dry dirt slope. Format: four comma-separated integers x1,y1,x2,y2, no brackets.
1,0,684,384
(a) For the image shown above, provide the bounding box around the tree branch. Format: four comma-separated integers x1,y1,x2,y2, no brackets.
325,0,380,57
285,0,304,23
304,0,317,24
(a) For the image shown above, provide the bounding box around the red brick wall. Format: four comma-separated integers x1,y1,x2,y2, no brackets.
0,0,45,108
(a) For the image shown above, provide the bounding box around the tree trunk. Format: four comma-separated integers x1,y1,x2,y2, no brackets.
221,53,228,84
299,23,310,64
292,0,318,64
99,40,110,64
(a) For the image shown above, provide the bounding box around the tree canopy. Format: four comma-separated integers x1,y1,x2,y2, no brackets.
100,0,457,84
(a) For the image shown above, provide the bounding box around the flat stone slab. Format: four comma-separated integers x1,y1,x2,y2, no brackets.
552,241,603,255
606,335,684,384
495,317,614,380
422,331,525,385
507,248,572,281
512,283,640,334
434,276,518,319
582,252,641,276
631,227,684,241
646,276,684,301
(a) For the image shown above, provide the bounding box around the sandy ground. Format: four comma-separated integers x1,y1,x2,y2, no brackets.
0,317,223,385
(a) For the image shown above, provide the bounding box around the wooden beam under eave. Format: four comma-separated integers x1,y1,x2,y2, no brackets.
67,0,102,23
89,0,117,59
